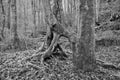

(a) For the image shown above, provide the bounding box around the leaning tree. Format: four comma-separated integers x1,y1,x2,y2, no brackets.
34,0,72,62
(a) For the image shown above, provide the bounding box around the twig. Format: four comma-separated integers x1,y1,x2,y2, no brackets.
26,62,43,70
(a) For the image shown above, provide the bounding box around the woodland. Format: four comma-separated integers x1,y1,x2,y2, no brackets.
0,0,120,80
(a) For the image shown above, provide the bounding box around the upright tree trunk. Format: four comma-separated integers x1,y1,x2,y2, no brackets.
38,0,41,29
72,0,96,72
8,0,11,29
0,0,5,40
23,0,28,33
95,0,99,22
31,0,37,38
11,0,20,50
95,0,100,26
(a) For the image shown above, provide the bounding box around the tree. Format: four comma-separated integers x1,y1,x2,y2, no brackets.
31,0,37,38
0,0,5,40
7,0,11,29
95,0,100,26
71,0,97,72
11,0,21,50
23,0,28,33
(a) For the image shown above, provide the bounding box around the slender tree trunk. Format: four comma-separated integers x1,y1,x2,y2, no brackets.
38,0,41,29
95,0,100,26
8,0,11,29
72,0,97,72
23,0,28,33
31,0,37,38
95,0,99,22
11,0,20,50
0,0,5,40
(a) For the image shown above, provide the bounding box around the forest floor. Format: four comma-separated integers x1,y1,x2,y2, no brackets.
1,36,120,80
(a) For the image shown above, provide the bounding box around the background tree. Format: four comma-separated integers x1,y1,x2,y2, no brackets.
0,0,5,40
7,0,11,29
11,0,21,49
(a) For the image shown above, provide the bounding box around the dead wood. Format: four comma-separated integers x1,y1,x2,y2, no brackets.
96,59,120,70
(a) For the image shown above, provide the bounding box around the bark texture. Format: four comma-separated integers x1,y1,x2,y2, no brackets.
72,0,97,72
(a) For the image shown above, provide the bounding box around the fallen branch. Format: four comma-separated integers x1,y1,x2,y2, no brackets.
26,62,42,70
96,59,120,70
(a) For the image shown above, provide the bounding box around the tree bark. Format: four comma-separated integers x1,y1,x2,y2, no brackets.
0,0,5,40
8,0,11,29
72,0,97,72
11,0,20,50
23,0,28,33
95,0,100,26
31,0,37,38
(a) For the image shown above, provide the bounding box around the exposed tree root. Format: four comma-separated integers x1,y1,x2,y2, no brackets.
25,23,74,65
35,42,46,53
25,31,68,64
41,32,59,60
